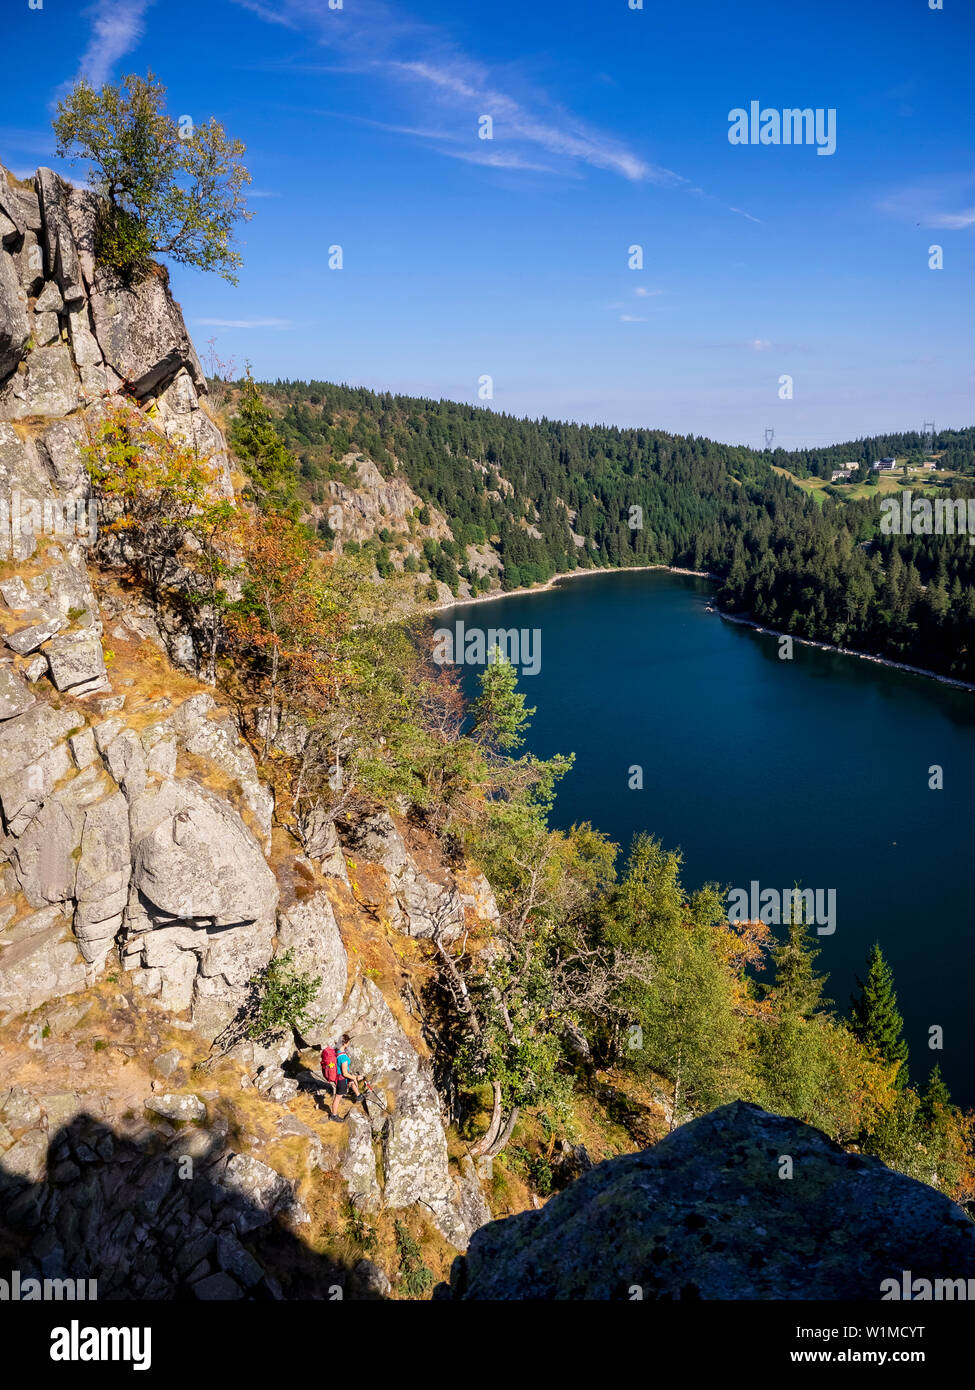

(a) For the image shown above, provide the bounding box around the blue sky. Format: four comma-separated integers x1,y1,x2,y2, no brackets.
3,0,974,447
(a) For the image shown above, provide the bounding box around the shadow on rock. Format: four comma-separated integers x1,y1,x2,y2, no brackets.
0,1107,387,1300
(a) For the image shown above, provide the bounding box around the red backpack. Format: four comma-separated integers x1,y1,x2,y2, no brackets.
321,1047,338,1083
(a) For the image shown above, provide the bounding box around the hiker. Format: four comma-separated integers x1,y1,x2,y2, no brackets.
322,1033,363,1122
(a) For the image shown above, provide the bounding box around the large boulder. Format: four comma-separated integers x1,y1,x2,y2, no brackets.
5,613,65,655
338,809,409,874
171,697,273,847
0,427,55,561
390,864,465,941
453,1154,492,1237
297,804,349,884
16,231,45,297
438,1101,975,1300
42,629,109,695
0,913,87,1019
338,810,463,940
0,166,28,242
129,777,278,928
340,1108,383,1214
5,769,121,923
0,345,81,419
214,1152,303,1235
37,417,88,495
0,662,35,719
0,425,51,499
124,777,278,1034
7,787,84,907
0,702,76,835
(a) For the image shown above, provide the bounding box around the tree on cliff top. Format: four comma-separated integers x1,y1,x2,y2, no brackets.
53,71,251,282
850,942,910,1088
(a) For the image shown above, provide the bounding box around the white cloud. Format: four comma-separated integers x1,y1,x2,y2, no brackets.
232,0,680,187
231,0,299,27
234,0,760,222
72,0,156,91
927,206,975,230
391,58,668,183
440,148,565,175
620,314,647,323
878,174,975,230
196,317,294,330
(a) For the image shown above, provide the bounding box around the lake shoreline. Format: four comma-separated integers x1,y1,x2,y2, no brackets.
432,563,975,695
716,610,975,695
429,563,716,615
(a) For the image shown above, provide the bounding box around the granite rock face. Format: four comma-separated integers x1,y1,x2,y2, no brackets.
328,975,470,1249
0,235,29,378
437,1101,975,1300
0,157,490,1266
0,162,278,1030
88,267,205,399
336,809,469,942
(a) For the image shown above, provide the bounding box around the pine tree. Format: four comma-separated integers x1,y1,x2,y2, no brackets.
229,377,300,514
469,651,535,752
919,1063,953,1125
761,894,830,1018
850,943,910,1087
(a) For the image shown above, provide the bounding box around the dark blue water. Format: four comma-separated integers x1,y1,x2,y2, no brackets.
444,570,975,1108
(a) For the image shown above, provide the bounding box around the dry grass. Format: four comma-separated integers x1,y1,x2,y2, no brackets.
325,870,432,1054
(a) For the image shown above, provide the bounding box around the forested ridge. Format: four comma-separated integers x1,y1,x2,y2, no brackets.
242,379,975,682
765,426,975,479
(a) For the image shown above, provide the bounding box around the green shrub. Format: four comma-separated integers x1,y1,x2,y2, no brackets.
93,201,154,283
394,1220,433,1299
247,949,322,1041
343,1204,378,1253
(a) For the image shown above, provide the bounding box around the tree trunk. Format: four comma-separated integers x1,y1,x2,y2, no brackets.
669,1048,683,1134
485,1105,520,1159
264,641,279,760
470,1079,503,1157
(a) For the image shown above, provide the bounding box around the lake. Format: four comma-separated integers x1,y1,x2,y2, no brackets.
444,569,975,1108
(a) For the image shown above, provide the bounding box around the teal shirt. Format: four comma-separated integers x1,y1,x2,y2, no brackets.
337,1052,351,1077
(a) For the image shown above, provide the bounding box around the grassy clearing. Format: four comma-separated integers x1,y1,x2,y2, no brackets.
774,464,959,506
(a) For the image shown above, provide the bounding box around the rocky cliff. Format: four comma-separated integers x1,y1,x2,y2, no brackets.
437,1101,975,1299
0,161,493,1297
4,160,972,1306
